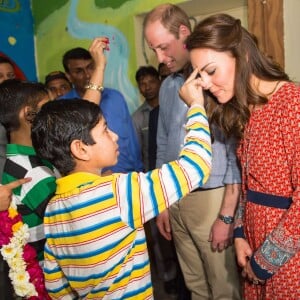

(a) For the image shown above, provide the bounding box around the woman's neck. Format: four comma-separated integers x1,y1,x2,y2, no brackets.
251,76,282,98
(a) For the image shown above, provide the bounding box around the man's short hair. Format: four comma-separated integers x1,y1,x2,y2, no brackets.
143,3,191,39
45,71,71,87
135,65,159,83
62,47,92,73
32,99,103,176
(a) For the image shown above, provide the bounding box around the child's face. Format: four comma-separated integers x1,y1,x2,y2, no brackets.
88,117,119,170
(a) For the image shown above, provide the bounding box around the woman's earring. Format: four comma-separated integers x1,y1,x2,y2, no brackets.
183,44,187,49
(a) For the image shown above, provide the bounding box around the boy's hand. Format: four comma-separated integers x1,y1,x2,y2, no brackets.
0,178,32,211
84,37,109,104
179,68,205,107
89,37,109,72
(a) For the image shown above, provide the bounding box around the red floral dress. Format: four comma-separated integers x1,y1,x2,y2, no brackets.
236,82,300,299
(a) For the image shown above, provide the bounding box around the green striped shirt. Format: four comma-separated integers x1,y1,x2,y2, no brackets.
2,144,57,261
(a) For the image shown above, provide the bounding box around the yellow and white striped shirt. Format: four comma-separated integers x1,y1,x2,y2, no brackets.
44,105,211,299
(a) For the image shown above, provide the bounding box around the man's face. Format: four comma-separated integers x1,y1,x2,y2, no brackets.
137,75,161,102
46,78,72,99
145,20,190,73
66,59,95,92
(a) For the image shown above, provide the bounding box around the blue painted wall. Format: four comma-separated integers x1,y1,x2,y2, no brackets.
0,0,37,81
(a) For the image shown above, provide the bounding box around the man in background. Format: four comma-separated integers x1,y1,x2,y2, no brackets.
60,46,143,174
45,70,72,99
132,65,180,297
132,65,160,171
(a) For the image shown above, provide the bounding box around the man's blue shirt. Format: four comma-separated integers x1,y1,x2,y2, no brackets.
60,88,143,173
157,74,241,187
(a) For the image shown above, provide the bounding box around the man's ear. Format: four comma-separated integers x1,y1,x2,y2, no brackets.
179,24,191,39
70,139,90,161
65,72,73,84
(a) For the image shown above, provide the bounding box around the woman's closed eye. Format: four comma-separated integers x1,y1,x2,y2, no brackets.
207,68,216,76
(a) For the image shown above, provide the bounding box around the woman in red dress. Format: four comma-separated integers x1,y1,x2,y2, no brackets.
179,13,300,300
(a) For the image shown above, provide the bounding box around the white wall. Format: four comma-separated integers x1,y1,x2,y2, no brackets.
284,0,300,82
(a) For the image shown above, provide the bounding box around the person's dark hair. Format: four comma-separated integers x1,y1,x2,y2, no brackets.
0,79,48,134
31,99,102,176
0,56,14,66
45,70,72,87
186,13,290,138
158,63,172,81
135,65,159,83
62,47,92,73
158,63,165,73
143,3,191,39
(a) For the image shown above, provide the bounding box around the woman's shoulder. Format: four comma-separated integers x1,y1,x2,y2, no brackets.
272,82,300,121
276,81,300,96
273,81,300,105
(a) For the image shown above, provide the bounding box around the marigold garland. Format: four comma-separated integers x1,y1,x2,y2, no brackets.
0,199,50,299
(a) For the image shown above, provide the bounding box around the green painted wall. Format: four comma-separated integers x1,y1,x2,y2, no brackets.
32,0,182,111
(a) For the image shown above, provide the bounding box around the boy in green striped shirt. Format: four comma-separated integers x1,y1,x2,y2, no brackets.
0,79,57,261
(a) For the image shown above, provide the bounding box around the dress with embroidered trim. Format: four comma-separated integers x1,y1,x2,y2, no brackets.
236,82,300,299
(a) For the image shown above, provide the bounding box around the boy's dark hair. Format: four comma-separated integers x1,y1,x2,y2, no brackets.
135,66,159,83
62,47,92,73
0,79,48,134
31,99,103,176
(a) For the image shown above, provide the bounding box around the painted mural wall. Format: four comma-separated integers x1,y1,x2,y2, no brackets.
1,0,247,112
32,0,182,113
2,1,299,111
0,0,36,81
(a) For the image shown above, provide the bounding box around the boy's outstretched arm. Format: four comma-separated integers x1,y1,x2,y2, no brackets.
117,102,212,227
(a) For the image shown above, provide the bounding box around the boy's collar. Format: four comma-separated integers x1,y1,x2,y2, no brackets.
55,172,108,194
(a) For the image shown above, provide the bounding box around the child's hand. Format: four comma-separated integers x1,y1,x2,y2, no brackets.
89,37,109,72
179,68,205,107
84,37,110,104
0,178,32,211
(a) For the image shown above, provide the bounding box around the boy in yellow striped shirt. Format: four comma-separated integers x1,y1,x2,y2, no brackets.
31,83,211,299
